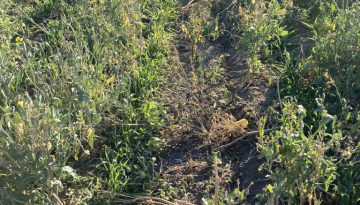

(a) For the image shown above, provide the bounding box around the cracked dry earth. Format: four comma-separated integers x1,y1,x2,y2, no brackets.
158,36,278,204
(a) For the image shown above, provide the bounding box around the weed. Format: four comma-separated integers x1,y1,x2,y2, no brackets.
203,152,249,205
257,99,344,204
227,0,290,76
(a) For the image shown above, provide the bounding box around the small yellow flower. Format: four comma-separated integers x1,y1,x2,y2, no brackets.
123,15,130,26
15,36,24,42
17,101,27,108
106,76,115,85
83,150,90,156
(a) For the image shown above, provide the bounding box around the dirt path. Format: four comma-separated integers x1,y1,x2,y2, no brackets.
159,36,277,203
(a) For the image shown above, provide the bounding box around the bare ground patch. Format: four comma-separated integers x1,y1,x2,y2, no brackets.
158,34,277,203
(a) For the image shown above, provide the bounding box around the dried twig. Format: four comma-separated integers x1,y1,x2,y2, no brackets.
134,196,178,205
98,191,195,205
181,0,201,13
51,193,64,205
183,0,197,8
214,127,279,151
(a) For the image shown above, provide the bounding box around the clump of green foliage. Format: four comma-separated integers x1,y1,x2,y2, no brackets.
227,0,291,76
258,99,342,204
180,0,221,87
202,152,249,205
0,0,178,204
280,1,360,114
249,1,360,204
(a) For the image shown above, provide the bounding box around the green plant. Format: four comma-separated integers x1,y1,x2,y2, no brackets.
202,152,249,205
334,111,360,204
311,3,360,105
180,0,221,87
0,0,178,203
181,0,220,45
228,0,290,75
279,1,359,118
205,54,227,85
257,99,343,204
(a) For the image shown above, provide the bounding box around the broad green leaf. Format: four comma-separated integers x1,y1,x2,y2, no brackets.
280,30,289,36
106,76,115,85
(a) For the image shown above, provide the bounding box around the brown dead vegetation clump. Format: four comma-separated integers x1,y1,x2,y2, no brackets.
207,111,248,146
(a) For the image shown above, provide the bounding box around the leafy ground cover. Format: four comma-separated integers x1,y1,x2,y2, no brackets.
0,0,359,204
